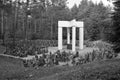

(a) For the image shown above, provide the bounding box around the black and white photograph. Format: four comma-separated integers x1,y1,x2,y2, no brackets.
0,0,119,80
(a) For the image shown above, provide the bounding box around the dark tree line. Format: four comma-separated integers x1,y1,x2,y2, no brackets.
0,0,113,45
111,0,120,53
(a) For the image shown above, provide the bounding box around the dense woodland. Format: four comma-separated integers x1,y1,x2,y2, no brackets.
111,0,120,53
0,0,113,42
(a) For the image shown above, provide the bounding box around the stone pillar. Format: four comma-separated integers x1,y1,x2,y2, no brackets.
72,26,76,51
79,27,84,49
67,28,70,44
58,27,63,50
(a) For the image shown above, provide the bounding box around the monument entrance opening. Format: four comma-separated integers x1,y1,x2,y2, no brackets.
58,19,84,52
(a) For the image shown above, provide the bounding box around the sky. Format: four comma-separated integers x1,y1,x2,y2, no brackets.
67,0,113,8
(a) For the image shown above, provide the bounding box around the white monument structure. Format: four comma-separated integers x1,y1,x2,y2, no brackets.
58,19,84,52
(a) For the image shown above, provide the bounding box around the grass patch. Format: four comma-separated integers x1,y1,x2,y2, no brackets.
0,55,27,80
0,55,120,80
57,59,120,80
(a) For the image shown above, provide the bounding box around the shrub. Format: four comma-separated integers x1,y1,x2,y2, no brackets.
4,40,49,57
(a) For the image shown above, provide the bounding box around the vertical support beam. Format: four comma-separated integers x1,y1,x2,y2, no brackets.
79,27,84,49
67,28,70,44
58,27,63,50
72,27,76,51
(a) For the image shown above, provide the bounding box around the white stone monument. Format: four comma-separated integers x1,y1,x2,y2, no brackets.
58,19,84,52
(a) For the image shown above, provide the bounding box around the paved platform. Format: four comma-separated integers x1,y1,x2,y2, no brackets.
48,46,98,56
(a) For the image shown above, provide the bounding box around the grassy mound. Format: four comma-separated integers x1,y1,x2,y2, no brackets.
0,55,27,80
36,59,120,80
0,54,120,80
57,59,120,80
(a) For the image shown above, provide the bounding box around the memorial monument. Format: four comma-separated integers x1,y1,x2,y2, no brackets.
58,19,84,52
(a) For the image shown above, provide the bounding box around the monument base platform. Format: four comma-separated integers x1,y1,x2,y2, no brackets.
48,46,98,56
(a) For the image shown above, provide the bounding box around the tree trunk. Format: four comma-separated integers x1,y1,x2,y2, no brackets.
13,0,18,47
22,18,25,32
24,0,29,40
51,16,53,40
1,0,5,44
1,10,4,42
34,19,37,33
3,16,8,45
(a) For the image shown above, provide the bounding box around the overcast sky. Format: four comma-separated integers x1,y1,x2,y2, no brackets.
67,0,113,8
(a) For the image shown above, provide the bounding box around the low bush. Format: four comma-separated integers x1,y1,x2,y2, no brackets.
22,46,116,68
4,40,48,57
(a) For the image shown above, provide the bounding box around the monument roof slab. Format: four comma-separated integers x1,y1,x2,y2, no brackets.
58,21,83,28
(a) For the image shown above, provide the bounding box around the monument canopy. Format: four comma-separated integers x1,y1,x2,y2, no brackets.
58,20,84,28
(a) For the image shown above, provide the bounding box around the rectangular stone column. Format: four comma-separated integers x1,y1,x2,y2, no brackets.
58,27,63,50
72,27,76,51
67,28,70,44
79,27,84,49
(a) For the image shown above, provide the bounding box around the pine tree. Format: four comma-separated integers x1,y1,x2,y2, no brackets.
112,0,120,52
